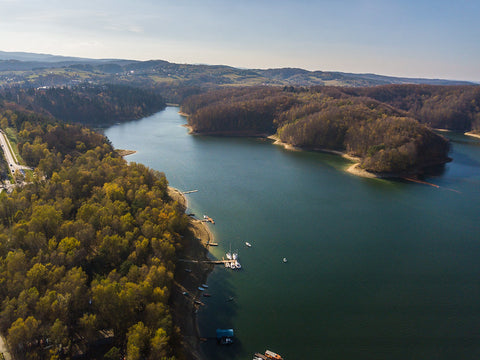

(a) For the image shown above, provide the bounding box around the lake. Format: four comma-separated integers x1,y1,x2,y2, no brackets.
104,107,480,360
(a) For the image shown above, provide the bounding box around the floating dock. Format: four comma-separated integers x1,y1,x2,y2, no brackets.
182,189,199,194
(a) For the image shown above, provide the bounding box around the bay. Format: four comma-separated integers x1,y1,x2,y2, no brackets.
104,107,480,360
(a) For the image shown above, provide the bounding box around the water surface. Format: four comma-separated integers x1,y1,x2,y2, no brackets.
105,107,480,360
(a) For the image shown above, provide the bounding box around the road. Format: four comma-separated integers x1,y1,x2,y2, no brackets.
0,131,17,176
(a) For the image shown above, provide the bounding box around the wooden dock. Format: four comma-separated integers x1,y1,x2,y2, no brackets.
178,258,238,266
183,189,199,194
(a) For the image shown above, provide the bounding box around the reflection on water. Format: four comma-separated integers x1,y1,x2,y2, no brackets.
105,108,480,360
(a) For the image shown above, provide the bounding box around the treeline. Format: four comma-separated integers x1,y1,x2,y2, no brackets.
0,84,166,126
343,84,480,132
181,86,456,174
0,105,185,359
182,87,299,135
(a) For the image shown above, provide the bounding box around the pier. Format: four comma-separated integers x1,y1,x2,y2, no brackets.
178,258,239,266
182,189,199,194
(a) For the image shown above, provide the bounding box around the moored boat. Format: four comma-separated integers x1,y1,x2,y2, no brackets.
245,241,252,247
265,350,283,360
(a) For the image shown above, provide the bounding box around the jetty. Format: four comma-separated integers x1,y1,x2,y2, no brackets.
182,189,199,194
178,258,239,266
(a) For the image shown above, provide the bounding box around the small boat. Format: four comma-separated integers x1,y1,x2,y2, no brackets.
182,291,189,296
232,252,238,260
226,252,232,260
245,242,252,247
198,286,205,291
230,262,236,269
184,268,192,273
226,296,234,302
201,284,208,288
265,350,283,360
235,262,242,269
283,258,288,263
203,293,212,297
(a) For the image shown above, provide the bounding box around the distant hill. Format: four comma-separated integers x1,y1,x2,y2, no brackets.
0,50,474,86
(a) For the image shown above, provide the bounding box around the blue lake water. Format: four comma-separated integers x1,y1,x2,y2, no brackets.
104,107,480,360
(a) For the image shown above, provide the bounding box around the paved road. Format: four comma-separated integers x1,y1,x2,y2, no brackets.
0,131,17,176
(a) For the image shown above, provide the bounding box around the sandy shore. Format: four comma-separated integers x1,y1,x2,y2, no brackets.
116,149,137,157
465,131,480,139
168,187,213,360
268,135,378,178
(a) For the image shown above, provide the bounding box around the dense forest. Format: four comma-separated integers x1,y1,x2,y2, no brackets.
0,104,186,359
345,85,480,132
181,85,470,175
0,84,166,126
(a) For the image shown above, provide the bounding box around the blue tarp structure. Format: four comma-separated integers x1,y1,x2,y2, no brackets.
216,328,234,344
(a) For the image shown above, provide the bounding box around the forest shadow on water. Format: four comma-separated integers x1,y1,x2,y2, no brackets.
105,108,480,360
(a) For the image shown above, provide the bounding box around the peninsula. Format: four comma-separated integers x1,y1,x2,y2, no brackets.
180,85,467,177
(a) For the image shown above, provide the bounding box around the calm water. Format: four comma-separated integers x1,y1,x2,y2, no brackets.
104,107,480,360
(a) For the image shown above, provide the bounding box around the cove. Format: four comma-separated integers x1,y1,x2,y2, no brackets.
104,107,480,360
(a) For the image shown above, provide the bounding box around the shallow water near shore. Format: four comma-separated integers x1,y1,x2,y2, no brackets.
105,107,480,360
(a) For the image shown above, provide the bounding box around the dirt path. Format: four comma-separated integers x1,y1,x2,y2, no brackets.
0,336,12,360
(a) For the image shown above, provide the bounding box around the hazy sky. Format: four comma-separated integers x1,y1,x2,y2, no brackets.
0,0,479,81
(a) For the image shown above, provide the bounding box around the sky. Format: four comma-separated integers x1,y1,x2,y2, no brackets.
0,0,479,81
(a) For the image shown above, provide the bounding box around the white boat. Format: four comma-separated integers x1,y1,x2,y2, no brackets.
235,261,242,269
230,262,236,269
226,252,232,260
283,258,288,263
232,252,238,260
245,242,251,247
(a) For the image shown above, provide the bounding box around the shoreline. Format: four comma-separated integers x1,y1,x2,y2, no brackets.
168,186,213,360
268,135,378,178
465,131,480,139
116,149,137,157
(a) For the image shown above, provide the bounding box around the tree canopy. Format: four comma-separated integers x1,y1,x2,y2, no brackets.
0,103,185,359
181,85,457,175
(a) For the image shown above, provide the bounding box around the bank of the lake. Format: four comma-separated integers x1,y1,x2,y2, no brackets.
168,186,214,360
465,131,480,139
105,107,480,360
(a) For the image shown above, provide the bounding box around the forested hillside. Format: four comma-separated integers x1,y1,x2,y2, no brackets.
0,84,166,126
181,86,457,175
346,85,480,132
0,104,185,359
